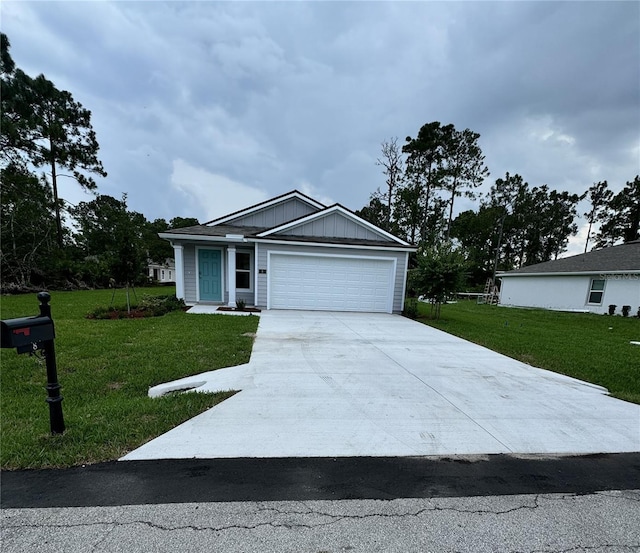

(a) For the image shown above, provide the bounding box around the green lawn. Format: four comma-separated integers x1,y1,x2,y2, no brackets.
0,287,259,469
416,300,640,405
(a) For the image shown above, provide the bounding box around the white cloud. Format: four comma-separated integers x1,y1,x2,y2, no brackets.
1,0,637,234
561,222,590,259
170,159,268,223
295,181,334,208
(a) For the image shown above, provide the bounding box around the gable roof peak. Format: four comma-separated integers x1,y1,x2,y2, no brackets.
204,189,326,226
256,202,411,246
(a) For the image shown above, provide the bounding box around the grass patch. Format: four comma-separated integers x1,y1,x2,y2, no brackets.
415,300,640,404
1,287,259,469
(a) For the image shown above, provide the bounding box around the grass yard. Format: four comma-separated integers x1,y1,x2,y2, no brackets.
416,300,640,405
0,287,259,469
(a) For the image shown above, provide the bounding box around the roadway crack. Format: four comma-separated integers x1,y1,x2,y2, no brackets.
513,545,640,553
2,496,544,536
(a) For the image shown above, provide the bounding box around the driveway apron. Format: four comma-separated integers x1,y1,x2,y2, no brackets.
122,311,640,460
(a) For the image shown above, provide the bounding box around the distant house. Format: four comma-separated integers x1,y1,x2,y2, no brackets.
158,190,416,313
499,241,640,315
148,259,175,284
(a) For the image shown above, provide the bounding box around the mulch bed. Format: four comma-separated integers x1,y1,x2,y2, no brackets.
216,306,262,313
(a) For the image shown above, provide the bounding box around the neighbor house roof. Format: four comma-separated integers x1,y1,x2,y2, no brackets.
500,240,640,276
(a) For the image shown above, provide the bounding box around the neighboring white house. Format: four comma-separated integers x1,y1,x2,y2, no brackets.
148,259,176,284
158,190,417,313
499,240,640,315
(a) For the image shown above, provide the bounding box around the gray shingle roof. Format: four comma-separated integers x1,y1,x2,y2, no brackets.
163,223,415,249
501,241,640,275
165,224,268,237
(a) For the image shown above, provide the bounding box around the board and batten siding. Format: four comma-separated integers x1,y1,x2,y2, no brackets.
183,244,197,303
278,212,390,241
499,273,640,315
256,243,408,313
226,198,319,228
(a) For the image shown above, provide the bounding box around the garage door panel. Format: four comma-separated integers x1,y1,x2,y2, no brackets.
269,254,394,313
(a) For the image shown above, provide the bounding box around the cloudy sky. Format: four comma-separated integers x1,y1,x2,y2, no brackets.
2,1,639,254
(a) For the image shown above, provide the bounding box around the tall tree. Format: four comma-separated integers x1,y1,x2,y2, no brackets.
144,218,173,264
484,172,528,274
451,205,503,286
355,195,391,233
72,194,146,287
392,181,424,244
595,176,640,247
143,215,200,265
402,122,449,242
2,34,107,247
375,137,404,228
583,181,612,252
519,186,581,265
0,164,57,287
28,74,107,247
1,33,37,167
544,189,582,260
169,216,200,229
441,127,489,239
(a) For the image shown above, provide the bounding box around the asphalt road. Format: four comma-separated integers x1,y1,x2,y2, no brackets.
3,491,639,552
3,453,640,508
2,454,640,552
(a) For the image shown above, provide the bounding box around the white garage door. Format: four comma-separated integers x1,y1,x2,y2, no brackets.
268,253,395,313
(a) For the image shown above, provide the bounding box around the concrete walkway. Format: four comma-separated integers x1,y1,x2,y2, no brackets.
122,311,640,460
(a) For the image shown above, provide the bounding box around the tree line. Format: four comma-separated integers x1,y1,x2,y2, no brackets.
357,122,640,292
1,33,194,292
3,30,638,295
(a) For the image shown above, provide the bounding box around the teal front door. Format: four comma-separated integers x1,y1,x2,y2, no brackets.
198,249,222,301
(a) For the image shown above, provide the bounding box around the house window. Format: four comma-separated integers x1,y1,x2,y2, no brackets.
161,270,165,280
169,271,172,280
236,252,251,290
587,278,605,304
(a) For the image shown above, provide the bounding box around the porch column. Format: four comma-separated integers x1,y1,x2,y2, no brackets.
173,244,185,300
227,245,237,308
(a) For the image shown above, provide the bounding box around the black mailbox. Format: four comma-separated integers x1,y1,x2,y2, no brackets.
1,316,55,352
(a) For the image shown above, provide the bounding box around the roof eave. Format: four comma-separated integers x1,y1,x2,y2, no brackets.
253,237,417,252
500,269,640,277
159,233,249,243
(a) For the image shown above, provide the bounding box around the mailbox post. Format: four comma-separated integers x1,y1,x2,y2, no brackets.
37,292,65,434
0,292,65,435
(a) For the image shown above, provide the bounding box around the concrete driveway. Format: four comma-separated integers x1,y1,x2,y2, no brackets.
122,311,640,460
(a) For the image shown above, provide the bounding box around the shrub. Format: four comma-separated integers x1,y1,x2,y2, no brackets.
138,294,185,316
87,294,185,319
403,297,418,319
608,304,617,315
410,245,468,320
236,299,246,311
622,305,631,317
87,305,137,319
